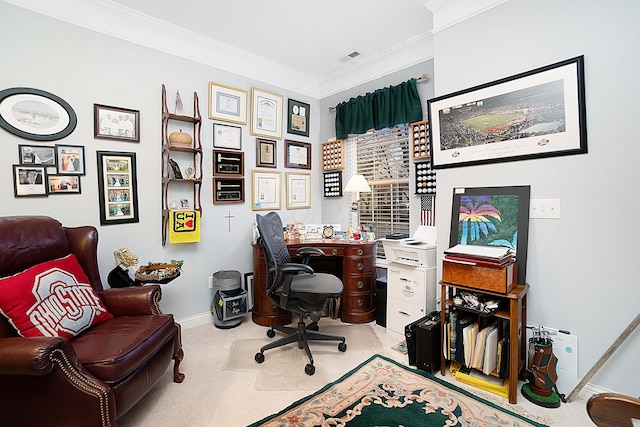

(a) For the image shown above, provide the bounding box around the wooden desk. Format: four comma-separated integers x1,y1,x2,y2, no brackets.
252,239,377,326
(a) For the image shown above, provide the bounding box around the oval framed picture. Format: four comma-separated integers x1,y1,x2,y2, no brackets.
0,87,77,141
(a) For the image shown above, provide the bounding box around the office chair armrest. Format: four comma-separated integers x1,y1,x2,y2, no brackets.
295,247,325,265
295,247,325,257
280,262,315,275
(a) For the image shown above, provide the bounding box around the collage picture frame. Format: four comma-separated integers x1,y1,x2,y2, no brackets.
96,151,140,225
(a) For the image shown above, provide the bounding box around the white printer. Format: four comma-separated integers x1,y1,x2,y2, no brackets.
380,226,437,336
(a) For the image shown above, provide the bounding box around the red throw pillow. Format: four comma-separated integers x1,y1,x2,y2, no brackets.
0,254,113,339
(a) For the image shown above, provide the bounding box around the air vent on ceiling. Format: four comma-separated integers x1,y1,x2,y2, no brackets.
338,51,361,62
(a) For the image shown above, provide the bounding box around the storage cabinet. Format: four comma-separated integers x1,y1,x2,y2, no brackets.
386,264,436,335
439,281,529,404
161,84,203,245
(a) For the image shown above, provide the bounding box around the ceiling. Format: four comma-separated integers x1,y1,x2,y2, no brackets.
108,0,434,80
4,0,504,98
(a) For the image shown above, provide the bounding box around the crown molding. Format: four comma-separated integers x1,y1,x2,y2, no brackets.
424,0,509,33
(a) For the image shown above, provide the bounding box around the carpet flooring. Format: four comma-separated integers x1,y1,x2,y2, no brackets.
117,316,595,426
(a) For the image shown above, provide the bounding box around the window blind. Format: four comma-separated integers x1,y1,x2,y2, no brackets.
348,124,411,258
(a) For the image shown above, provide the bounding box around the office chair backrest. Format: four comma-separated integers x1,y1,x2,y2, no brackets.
256,212,291,296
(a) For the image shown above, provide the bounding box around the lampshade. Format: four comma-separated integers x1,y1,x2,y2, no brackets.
344,175,371,193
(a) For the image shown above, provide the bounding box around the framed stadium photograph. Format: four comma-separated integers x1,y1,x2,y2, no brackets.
428,56,587,169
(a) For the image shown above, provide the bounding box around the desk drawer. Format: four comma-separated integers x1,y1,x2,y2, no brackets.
343,275,373,292
344,256,373,274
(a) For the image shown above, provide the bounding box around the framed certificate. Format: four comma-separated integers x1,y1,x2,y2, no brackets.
208,82,247,125
213,123,242,150
285,140,311,169
286,172,311,209
250,87,283,140
252,170,281,211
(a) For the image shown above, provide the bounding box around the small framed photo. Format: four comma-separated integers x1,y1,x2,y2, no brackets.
47,175,81,194
256,138,276,168
18,144,56,166
55,144,85,175
287,99,310,137
12,164,48,197
251,87,283,140
94,104,140,142
286,172,311,209
97,151,139,225
209,82,247,125
285,140,311,169
213,123,242,150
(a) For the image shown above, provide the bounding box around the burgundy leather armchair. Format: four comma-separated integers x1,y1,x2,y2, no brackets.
0,216,184,427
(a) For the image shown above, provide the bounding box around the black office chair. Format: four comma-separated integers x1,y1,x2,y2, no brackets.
254,212,347,375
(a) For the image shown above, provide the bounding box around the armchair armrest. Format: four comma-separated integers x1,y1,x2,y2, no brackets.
0,337,116,426
0,336,68,375
100,284,163,316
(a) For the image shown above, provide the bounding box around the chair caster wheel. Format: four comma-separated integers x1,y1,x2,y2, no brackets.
255,352,265,363
338,342,347,352
267,329,276,338
305,364,315,375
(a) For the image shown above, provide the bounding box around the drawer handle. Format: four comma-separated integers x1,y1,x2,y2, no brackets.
398,311,410,317
356,280,364,289
356,262,363,271
356,298,363,307
331,249,338,255
356,248,363,256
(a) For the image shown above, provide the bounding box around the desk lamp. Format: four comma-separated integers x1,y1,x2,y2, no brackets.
344,174,371,233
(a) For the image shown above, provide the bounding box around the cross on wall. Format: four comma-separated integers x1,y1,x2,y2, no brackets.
224,211,235,232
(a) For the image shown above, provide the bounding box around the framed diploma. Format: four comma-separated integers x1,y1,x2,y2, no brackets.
251,170,281,211
213,123,242,150
208,82,247,125
287,98,310,137
286,172,311,209
285,140,311,169
250,87,283,140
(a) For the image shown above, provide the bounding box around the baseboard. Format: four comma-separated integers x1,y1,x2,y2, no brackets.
176,311,213,329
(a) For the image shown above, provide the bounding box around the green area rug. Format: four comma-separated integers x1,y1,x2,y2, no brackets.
249,354,549,427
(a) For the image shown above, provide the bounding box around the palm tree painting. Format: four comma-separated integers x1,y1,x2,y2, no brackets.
456,194,521,249
450,185,530,285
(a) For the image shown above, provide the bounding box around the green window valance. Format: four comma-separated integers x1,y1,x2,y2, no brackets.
335,78,423,140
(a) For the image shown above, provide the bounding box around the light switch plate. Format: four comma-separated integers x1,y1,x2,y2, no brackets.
530,198,561,219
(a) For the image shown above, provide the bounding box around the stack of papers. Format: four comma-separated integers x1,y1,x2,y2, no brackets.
444,244,514,267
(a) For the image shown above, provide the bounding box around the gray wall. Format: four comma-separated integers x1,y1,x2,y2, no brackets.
0,2,323,322
432,0,639,396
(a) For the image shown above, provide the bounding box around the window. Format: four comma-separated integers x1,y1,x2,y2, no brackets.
348,124,411,258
